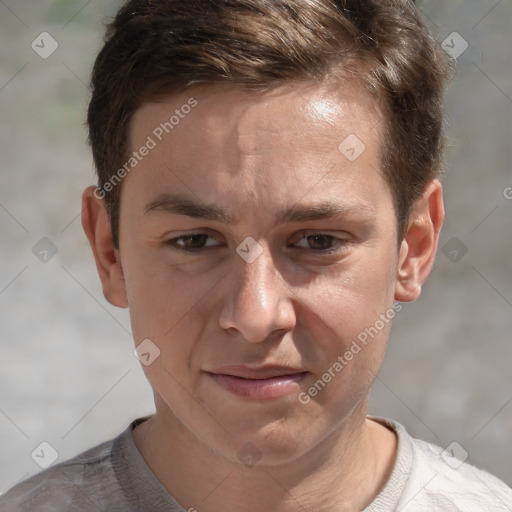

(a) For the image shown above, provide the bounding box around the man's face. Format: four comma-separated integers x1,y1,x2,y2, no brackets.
118,82,400,463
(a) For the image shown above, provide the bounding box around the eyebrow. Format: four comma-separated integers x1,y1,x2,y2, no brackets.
279,202,374,223
143,194,374,224
144,195,236,224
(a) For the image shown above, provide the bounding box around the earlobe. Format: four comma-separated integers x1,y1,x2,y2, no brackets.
81,186,128,308
394,180,444,303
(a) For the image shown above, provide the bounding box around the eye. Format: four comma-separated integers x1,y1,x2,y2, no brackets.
166,233,220,250
293,233,339,250
305,234,335,250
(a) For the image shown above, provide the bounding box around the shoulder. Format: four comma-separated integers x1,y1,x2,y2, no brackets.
0,436,120,512
395,421,512,511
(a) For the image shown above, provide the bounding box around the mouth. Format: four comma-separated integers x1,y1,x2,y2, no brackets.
204,365,308,400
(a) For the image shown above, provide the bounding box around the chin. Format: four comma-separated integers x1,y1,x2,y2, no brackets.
219,414,323,467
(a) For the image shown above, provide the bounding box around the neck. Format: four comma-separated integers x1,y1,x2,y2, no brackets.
133,397,396,512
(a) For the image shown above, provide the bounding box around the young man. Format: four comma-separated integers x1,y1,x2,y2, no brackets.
1,0,511,510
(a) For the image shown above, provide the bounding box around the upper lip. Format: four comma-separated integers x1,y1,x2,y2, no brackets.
206,365,306,379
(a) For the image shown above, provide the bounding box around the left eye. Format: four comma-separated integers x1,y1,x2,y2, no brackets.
293,234,340,250
168,234,219,250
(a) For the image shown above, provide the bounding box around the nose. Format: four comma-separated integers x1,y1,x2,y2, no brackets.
218,245,296,343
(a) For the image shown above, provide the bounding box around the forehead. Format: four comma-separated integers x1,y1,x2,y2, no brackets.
126,81,386,214
131,81,380,151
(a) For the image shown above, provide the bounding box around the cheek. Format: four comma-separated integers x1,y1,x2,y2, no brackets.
122,251,225,391
123,249,209,334
293,250,399,411
123,266,201,398
299,250,398,344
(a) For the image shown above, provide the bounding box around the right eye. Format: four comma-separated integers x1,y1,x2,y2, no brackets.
165,233,221,251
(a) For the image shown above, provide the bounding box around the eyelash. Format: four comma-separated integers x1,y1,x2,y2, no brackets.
165,233,220,252
290,233,349,252
164,232,350,253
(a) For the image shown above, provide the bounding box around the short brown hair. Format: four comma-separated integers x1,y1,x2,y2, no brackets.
87,0,448,247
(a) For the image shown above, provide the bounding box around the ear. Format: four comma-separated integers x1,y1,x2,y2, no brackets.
81,186,128,308
394,180,444,302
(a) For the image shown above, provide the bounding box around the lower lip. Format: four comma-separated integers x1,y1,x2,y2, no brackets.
207,372,307,400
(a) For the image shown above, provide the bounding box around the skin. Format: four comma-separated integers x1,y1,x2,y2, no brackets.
82,81,444,512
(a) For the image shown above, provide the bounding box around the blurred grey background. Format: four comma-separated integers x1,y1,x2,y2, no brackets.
0,0,511,493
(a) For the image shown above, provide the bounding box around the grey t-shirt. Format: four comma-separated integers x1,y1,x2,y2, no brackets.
1,416,511,511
